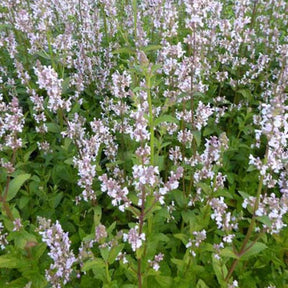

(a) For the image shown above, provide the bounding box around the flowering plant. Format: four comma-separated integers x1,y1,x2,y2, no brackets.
0,0,287,287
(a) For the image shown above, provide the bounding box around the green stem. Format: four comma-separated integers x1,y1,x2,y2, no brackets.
146,75,154,166
105,261,111,283
132,0,138,41
225,163,265,282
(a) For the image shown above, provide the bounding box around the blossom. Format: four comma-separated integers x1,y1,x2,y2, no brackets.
123,226,145,252
37,217,76,287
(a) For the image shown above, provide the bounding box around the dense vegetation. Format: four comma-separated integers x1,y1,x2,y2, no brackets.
0,0,288,287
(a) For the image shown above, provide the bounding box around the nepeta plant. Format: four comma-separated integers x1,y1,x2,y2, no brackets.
0,0,288,287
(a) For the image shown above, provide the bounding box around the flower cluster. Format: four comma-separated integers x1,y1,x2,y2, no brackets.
148,253,164,271
123,225,146,252
34,62,71,113
37,217,76,288
243,193,288,234
0,95,24,151
186,229,207,257
0,222,8,250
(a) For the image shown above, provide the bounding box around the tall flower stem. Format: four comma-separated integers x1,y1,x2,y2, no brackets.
225,146,268,282
146,74,154,166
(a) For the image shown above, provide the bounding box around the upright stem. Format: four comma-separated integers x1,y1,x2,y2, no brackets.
137,187,146,288
225,147,267,282
132,0,138,40
146,75,154,166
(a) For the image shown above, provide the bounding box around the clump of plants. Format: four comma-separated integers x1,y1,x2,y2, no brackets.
0,0,288,287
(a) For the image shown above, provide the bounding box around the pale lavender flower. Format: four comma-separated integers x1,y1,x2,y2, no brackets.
13,218,23,231
37,217,76,288
148,253,164,271
195,101,214,130
0,222,8,250
123,226,145,252
242,193,288,234
99,174,130,212
228,280,238,288
95,224,107,243
132,165,159,189
186,229,207,256
34,62,71,113
0,95,24,151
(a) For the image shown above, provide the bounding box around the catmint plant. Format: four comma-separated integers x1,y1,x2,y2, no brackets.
0,0,287,287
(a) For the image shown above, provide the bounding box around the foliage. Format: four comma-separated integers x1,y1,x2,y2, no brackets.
0,0,288,287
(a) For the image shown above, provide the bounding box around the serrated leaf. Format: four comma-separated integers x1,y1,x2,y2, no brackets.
100,247,110,262
247,165,257,172
7,174,31,201
238,190,250,199
171,258,185,271
64,158,73,165
108,244,125,264
0,255,23,268
61,77,70,94
173,233,188,244
212,256,227,286
36,51,51,60
107,221,117,234
112,47,136,54
82,258,106,272
93,206,102,226
155,275,173,287
220,247,239,259
240,242,267,260
155,115,178,126
196,279,209,288
142,45,162,52
46,122,60,133
237,89,251,100
192,130,201,146
33,243,47,260
257,217,272,230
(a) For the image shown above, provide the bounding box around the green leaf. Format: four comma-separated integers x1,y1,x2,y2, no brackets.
7,174,31,201
5,278,29,288
33,243,47,260
82,258,106,272
155,115,178,126
240,242,268,260
112,47,136,55
192,130,201,147
155,275,173,287
93,206,102,226
142,45,162,52
64,158,73,165
46,122,60,133
108,244,125,264
61,77,70,94
36,51,51,60
196,279,209,288
247,165,257,172
13,230,37,250
0,255,23,268
100,247,110,262
238,190,250,199
173,189,186,208
173,233,188,244
220,247,239,259
212,256,227,287
256,215,272,227
107,221,117,234
237,89,252,100
49,192,63,209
